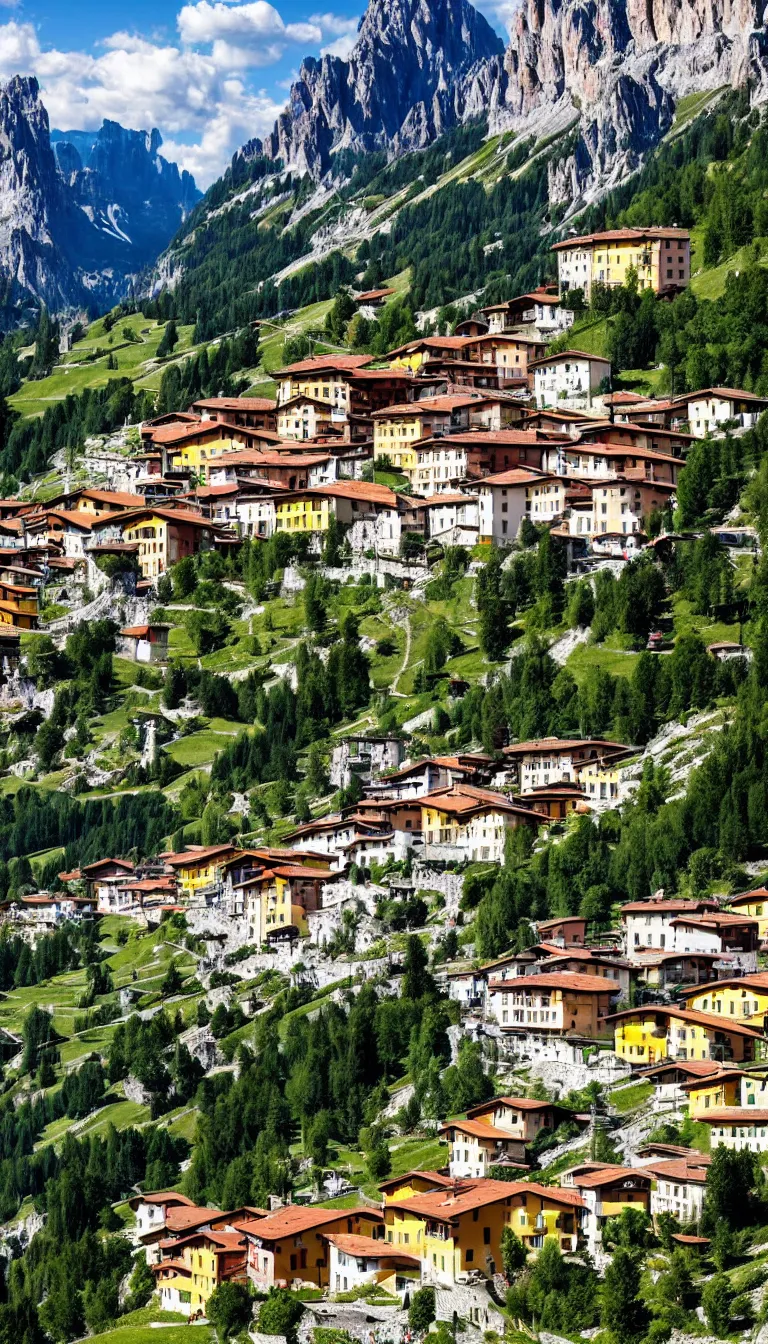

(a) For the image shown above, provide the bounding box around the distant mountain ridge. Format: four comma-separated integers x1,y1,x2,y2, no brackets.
234,0,767,201
0,76,200,324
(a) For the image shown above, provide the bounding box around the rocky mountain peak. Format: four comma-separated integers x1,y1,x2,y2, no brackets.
0,78,201,321
252,0,503,176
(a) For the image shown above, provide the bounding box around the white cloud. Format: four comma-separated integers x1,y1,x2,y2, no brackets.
320,32,356,57
178,1,321,65
0,3,364,187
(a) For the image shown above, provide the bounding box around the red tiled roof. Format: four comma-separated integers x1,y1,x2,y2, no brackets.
371,395,479,418
324,1234,417,1261
705,1108,768,1124
573,1166,650,1189
308,481,398,507
237,1205,381,1240
551,227,690,250
642,1158,710,1184
606,1005,763,1037
274,354,373,375
192,397,276,411
488,972,619,994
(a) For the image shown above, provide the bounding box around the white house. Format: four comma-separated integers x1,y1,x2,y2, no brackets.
531,351,611,409
645,1156,710,1224
469,469,545,544
705,1109,768,1154
681,388,768,438
619,898,719,953
324,1235,420,1296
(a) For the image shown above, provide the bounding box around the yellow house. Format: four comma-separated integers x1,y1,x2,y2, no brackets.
114,507,214,580
169,434,242,483
240,864,326,943
726,889,768,940
274,354,373,411
552,227,690,303
609,1006,762,1066
274,493,330,533
384,1179,584,1282
165,844,239,899
574,752,633,809
682,974,768,1026
420,785,545,863
683,1069,744,1119
380,1170,454,1203
371,396,476,474
239,1205,383,1289
154,1230,247,1316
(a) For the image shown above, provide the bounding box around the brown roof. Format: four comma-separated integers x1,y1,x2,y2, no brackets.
371,395,480,418
620,898,718,915
192,397,276,411
529,350,611,370
274,354,373,376
237,1205,381,1240
467,1096,562,1116
323,1234,418,1262
165,844,238,868
572,1166,650,1189
308,481,398,507
471,468,549,488
503,737,629,757
551,227,690,251
386,1180,524,1219
488,972,620,994
438,1118,523,1141
378,1170,456,1193
420,783,547,822
675,387,768,405
705,1108,768,1124
354,287,396,302
164,1206,222,1232
606,1006,764,1038
642,1158,710,1184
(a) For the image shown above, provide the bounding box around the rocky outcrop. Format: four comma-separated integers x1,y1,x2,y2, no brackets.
237,0,768,206
480,0,768,204
0,75,200,321
238,0,504,177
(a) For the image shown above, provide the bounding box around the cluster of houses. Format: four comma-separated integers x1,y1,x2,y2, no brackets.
1,229,761,614
133,1140,716,1315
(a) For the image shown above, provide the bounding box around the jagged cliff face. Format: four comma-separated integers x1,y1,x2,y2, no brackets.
0,76,200,321
245,0,504,177
238,0,768,204
481,0,767,203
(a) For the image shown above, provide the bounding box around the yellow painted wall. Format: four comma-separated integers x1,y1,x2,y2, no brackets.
373,418,422,472
727,900,768,940
685,984,768,1025
123,516,168,579
275,497,330,532
687,1076,742,1118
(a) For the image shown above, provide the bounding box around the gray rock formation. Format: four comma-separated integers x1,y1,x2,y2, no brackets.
0,75,200,320
238,0,504,177
237,0,768,205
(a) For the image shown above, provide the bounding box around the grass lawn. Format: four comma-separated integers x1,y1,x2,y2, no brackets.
609,1080,654,1114
85,1325,211,1344
165,727,252,768
10,314,197,419
670,594,744,647
566,637,641,684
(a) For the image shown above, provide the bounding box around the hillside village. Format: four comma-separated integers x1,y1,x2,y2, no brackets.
0,220,768,1344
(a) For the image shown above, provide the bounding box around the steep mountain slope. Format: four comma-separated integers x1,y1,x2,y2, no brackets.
247,0,503,176
0,76,200,323
153,0,768,337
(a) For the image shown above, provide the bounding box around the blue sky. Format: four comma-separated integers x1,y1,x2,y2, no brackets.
0,0,510,188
